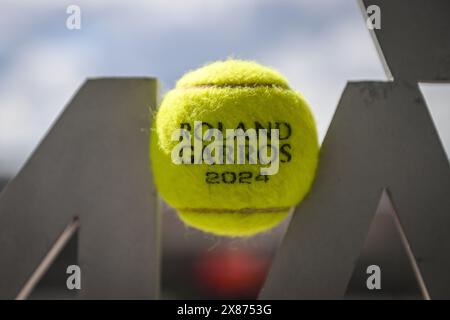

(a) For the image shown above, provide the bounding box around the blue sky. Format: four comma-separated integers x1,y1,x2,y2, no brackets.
0,0,448,176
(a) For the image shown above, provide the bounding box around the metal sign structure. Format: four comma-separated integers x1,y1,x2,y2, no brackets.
260,0,450,299
0,79,160,299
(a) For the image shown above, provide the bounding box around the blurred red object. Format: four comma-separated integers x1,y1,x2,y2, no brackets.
194,248,270,298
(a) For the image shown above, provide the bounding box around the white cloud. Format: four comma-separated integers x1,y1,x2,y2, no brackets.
420,84,450,158
0,0,257,35
257,3,386,142
0,94,35,174
2,0,446,178
0,41,95,175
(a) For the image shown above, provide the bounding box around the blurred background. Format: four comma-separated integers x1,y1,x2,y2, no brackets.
0,0,448,299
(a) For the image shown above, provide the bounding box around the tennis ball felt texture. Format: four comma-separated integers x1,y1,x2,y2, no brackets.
150,60,319,237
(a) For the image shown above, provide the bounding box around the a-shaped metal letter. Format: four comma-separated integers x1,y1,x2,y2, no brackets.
0,79,160,299
261,0,450,299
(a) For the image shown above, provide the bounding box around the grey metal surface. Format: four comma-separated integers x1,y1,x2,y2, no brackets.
261,0,450,300
261,81,450,299
0,78,160,299
361,0,450,81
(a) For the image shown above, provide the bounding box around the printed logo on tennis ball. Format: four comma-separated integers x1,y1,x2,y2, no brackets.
171,120,292,176
150,60,319,237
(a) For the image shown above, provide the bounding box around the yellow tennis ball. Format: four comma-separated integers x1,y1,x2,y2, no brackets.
150,60,319,237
